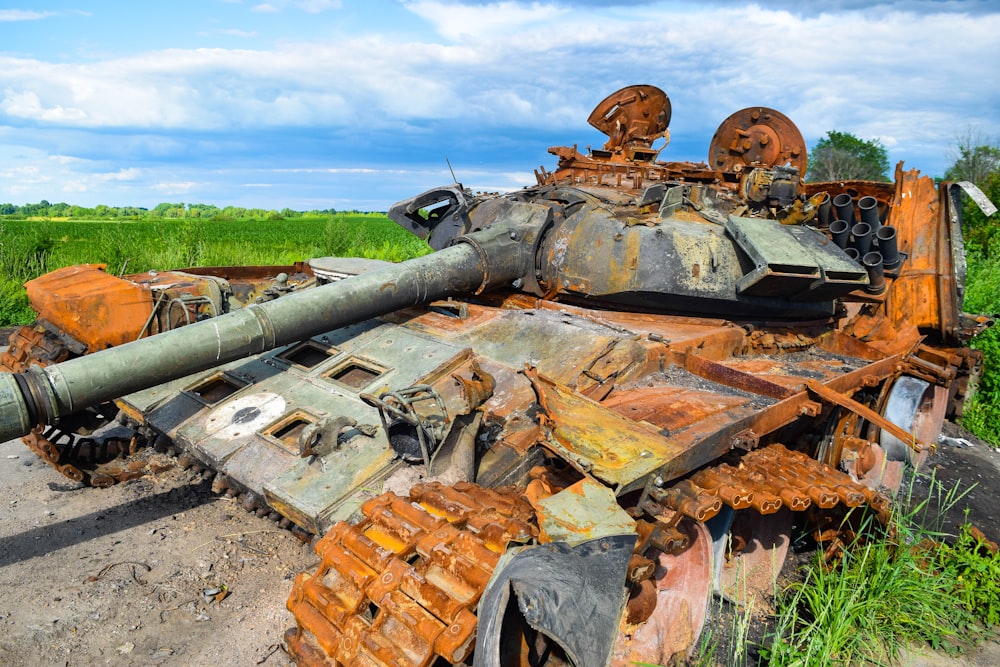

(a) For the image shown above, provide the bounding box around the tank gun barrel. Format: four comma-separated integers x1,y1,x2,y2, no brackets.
0,218,538,443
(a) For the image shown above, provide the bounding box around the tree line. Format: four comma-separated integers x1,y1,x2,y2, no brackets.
0,201,377,221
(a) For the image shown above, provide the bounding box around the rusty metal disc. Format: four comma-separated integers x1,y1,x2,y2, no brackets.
709,107,807,174
588,85,671,151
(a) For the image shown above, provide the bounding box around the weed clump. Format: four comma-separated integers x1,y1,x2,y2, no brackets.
763,479,999,667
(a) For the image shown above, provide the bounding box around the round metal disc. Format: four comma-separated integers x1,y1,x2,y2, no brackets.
587,84,671,149
880,375,948,465
709,107,807,174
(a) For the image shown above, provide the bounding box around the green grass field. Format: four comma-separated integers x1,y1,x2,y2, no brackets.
0,214,430,324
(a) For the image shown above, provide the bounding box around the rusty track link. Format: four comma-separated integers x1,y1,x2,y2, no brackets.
0,324,71,370
286,445,890,667
21,425,173,487
649,443,890,523
285,481,537,667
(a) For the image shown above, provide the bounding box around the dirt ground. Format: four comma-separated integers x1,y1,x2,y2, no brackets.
1,422,999,667
0,436,315,666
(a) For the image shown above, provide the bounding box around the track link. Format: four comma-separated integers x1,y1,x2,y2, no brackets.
285,481,537,667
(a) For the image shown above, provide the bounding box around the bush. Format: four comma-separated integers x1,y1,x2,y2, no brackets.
0,279,35,326
933,519,1000,627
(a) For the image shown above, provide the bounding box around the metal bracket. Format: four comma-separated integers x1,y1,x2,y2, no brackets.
804,379,929,453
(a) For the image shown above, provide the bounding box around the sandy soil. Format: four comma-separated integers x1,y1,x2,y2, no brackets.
0,437,315,666
1,422,998,667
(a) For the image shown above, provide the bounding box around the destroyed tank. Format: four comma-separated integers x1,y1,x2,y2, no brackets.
0,84,993,666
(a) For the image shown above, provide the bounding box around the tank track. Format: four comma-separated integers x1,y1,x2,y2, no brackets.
19,424,174,487
284,445,886,667
656,443,890,522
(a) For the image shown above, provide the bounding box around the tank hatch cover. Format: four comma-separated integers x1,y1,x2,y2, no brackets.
587,84,671,155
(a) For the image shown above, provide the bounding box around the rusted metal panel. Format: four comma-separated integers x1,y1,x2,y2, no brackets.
25,264,155,349
601,386,749,433
885,165,958,339
531,478,636,544
529,369,686,489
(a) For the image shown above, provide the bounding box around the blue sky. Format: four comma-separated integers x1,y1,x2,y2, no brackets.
1,0,998,211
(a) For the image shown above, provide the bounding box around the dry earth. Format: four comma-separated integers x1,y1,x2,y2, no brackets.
0,422,999,667
0,436,315,666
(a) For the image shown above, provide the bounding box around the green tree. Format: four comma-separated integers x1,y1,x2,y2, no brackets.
806,130,890,182
945,128,1000,186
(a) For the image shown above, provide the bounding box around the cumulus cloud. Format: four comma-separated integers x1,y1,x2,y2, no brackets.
0,0,996,208
2,3,993,146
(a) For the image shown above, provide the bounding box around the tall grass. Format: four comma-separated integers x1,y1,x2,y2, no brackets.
0,214,430,327
956,173,1000,445
763,477,987,667
959,246,1000,443
0,222,52,324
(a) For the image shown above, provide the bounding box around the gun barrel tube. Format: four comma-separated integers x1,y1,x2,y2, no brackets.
0,241,513,442
858,196,881,231
830,219,851,248
833,193,856,225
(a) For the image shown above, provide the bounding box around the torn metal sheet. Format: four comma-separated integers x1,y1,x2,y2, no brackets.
475,535,636,667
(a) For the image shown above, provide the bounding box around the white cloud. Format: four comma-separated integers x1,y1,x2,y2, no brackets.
402,1,566,41
96,168,142,182
209,28,259,38
0,0,996,200
250,0,341,13
49,154,85,165
0,9,54,22
1,90,88,123
295,0,343,12
153,181,200,193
